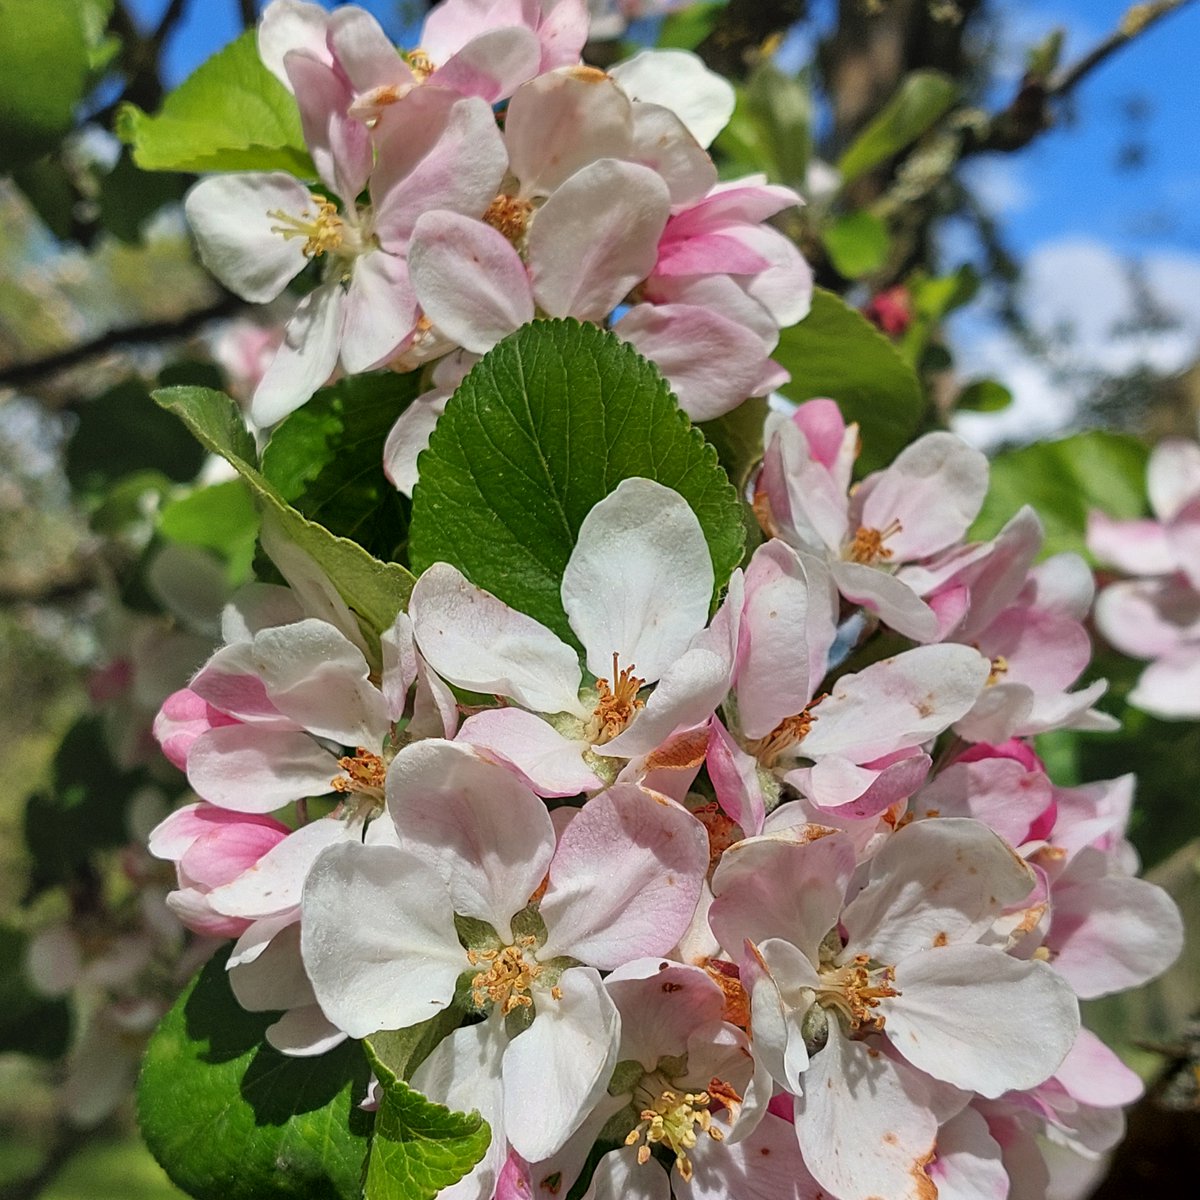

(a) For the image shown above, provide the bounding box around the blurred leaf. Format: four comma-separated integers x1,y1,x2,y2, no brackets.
138,948,372,1200
117,30,313,175
11,156,77,240
0,926,71,1059
715,63,811,185
409,320,745,647
0,0,91,171
822,211,890,279
657,1,725,49
699,396,769,491
154,386,416,635
158,480,260,581
899,266,980,368
1027,28,1065,79
90,470,173,534
836,70,959,186
971,431,1150,560
97,151,189,244
956,379,1012,413
773,288,925,473
262,373,419,564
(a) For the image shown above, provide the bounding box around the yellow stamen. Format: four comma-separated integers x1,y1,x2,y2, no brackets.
405,48,435,82
468,937,546,1015
268,194,345,258
331,748,387,797
482,194,534,244
845,518,903,565
816,954,899,1033
625,1083,728,1183
987,654,1009,685
588,653,646,745
745,696,826,767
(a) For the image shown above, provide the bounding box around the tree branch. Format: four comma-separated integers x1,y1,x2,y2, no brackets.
238,0,257,28
0,293,245,394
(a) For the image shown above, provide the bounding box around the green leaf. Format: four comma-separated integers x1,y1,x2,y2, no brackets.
714,64,811,186
154,386,416,637
773,288,925,473
138,949,372,1200
971,431,1150,560
0,0,91,171
408,320,745,645
836,70,959,186
117,29,313,175
262,373,419,564
821,211,891,279
956,379,1012,413
158,480,260,581
657,1,725,49
698,396,769,491
97,150,189,244
0,926,71,1059
67,381,208,498
11,156,77,240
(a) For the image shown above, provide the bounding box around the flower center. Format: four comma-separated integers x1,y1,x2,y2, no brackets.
587,653,646,745
745,696,826,767
482,193,534,245
268,194,346,258
625,1077,730,1182
845,518,902,565
468,937,559,1015
987,654,1009,684
405,48,436,82
816,954,899,1034
331,748,387,799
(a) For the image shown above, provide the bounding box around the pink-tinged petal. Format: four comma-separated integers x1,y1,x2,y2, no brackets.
386,739,556,938
603,959,726,1069
184,173,311,303
599,646,730,760
535,0,590,70
207,817,350,919
914,758,1051,845
797,751,931,819
266,1005,347,1057
799,645,990,764
505,69,633,196
1047,856,1183,998
629,103,716,205
433,28,541,102
562,478,713,683
582,1148,670,1200
831,560,940,642
609,50,735,148
737,541,836,738
328,3,408,92
148,802,289,862
410,656,461,740
762,419,850,553
795,1022,941,1200
727,223,813,327
179,820,290,889
928,1107,1007,1200
418,0,526,60
503,966,620,1162
614,303,771,422
410,563,585,715
1165,497,1200,590
1147,436,1200,520
301,841,465,1038
1095,575,1200,658
373,94,508,245
408,212,533,353
1130,644,1200,718
165,887,250,939
250,282,344,427
529,159,670,321
977,605,1092,694
411,1018,509,1200
538,785,709,967
649,273,779,348
1086,512,1175,575
384,392,449,497
710,828,855,961
282,50,372,199
886,945,1079,1096
656,231,772,278
793,398,852,475
186,725,337,812
842,818,1036,963
1055,1027,1143,1107
257,0,331,87
251,619,389,750
228,921,311,1012
856,432,989,559
669,177,803,233
381,612,419,722
706,717,765,835
457,708,602,797
340,251,420,374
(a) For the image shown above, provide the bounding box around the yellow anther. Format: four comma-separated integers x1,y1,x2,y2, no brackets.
816,954,900,1034
469,937,545,1015
625,1084,727,1183
987,654,1009,685
845,518,902,566
330,748,387,796
268,194,345,258
405,48,436,81
587,653,646,745
482,194,534,244
745,696,826,767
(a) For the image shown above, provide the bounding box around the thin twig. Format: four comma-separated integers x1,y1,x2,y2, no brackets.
238,0,257,28
0,293,245,393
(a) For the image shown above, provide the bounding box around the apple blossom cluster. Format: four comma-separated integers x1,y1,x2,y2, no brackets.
1089,435,1200,718
183,0,811,491
148,399,1182,1200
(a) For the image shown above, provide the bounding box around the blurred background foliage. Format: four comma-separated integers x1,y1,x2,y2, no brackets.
1,0,1198,1195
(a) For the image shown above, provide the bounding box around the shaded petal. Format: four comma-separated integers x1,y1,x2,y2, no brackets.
928,1107,1008,1200
433,28,541,102
583,1149,670,1200
340,250,420,373
629,103,716,205
187,725,336,812
831,560,940,642
609,50,735,148
457,708,602,797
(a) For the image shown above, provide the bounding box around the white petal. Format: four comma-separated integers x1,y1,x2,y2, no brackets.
266,1005,347,1057
410,562,585,715
340,251,419,373
184,173,310,303
562,478,713,683
928,1106,1008,1200
301,841,465,1038
456,708,602,797
629,103,716,205
583,1149,670,1200
502,967,620,1162
610,50,735,148
187,725,337,812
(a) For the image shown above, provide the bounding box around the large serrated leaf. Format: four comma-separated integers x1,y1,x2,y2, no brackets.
154,386,416,638
408,320,745,645
138,949,372,1200
773,288,925,473
262,373,420,564
117,29,313,176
